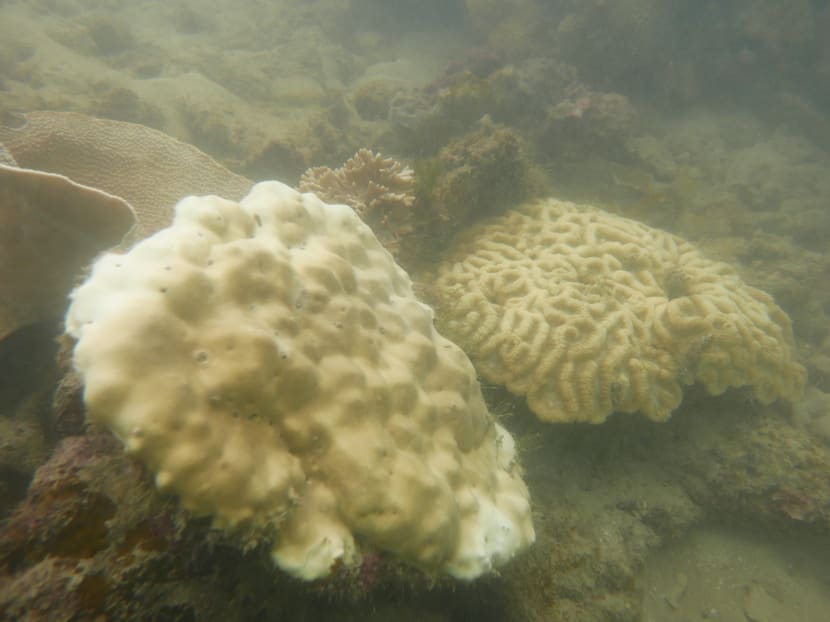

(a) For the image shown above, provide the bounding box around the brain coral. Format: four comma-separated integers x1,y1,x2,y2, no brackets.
428,198,806,424
64,182,533,581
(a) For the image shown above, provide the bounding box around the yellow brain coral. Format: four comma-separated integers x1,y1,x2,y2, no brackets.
429,198,806,424
65,181,533,580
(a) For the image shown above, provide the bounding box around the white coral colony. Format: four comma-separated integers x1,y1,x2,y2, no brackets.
65,181,534,581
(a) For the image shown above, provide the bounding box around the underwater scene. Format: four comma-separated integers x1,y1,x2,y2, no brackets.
1,1,829,620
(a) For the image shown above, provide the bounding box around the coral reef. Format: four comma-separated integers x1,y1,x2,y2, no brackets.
387,87,466,156
676,402,830,529
351,78,402,121
0,111,252,244
0,411,49,515
393,118,547,273
539,86,639,161
350,0,466,34
555,0,669,92
11,389,823,622
299,148,416,257
0,143,16,166
424,46,505,95
463,0,555,59
385,50,521,158
240,136,309,184
1,1,828,618
91,86,165,127
702,232,830,346
496,388,830,621
427,198,805,423
550,0,830,116
0,163,135,340
65,181,534,580
0,433,185,621
0,432,422,621
622,113,830,345
0,322,61,516
415,118,543,232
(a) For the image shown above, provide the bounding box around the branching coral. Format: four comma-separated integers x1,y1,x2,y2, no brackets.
299,149,415,256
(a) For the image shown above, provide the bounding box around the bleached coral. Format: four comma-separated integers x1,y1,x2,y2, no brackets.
428,198,806,424
65,181,534,580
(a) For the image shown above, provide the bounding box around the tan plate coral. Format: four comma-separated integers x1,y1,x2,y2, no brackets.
0,163,135,340
428,198,806,424
65,181,534,581
0,111,252,244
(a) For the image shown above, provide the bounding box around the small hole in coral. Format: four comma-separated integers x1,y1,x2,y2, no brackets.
254,214,263,226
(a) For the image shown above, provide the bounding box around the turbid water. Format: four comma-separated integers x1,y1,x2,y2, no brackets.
1,2,828,621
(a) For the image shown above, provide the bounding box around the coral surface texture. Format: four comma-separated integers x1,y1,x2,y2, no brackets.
64,181,534,580
430,198,806,423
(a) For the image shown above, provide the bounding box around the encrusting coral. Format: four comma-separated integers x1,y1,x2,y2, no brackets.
427,198,806,424
64,181,534,581
299,149,415,256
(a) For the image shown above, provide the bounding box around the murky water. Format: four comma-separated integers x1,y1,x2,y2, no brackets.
1,1,829,620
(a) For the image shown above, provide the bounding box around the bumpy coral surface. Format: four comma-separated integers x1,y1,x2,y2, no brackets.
428,198,806,423
64,181,533,580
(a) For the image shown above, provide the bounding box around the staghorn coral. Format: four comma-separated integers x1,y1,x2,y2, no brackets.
299,148,416,255
427,198,806,424
64,181,534,581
